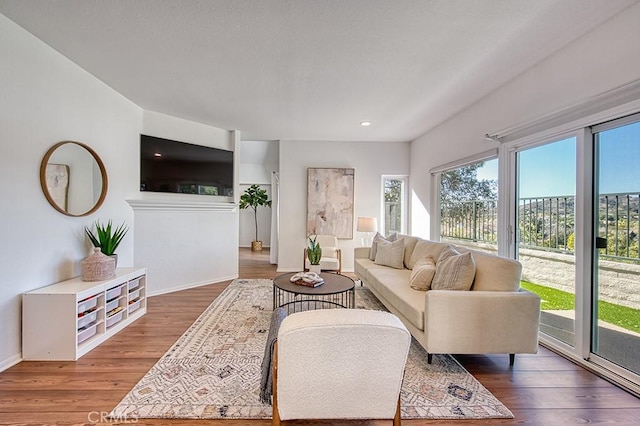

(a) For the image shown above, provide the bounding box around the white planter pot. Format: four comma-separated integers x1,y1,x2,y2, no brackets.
308,264,321,274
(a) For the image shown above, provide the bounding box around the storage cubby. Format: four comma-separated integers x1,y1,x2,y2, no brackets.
22,268,146,361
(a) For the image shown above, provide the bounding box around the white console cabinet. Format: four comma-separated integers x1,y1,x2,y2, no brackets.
22,267,147,361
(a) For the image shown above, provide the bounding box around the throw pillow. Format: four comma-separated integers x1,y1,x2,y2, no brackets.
369,232,398,260
408,240,449,269
374,238,405,269
431,251,476,291
437,245,460,263
409,255,436,291
397,235,419,269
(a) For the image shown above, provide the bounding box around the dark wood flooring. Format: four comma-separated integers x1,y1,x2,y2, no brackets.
1,248,639,425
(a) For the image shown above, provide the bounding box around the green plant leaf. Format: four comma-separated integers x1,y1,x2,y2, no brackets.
85,220,129,256
307,236,322,265
239,184,272,241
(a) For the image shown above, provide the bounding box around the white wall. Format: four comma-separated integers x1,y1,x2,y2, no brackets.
409,2,640,238
278,140,410,272
0,15,142,370
134,111,239,295
239,140,279,184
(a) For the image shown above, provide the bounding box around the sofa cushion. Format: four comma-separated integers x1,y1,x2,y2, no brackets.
354,257,389,282
407,239,450,269
431,251,476,291
369,232,398,260
456,247,522,291
374,238,405,269
409,256,436,291
354,257,373,280
367,268,424,331
397,234,420,269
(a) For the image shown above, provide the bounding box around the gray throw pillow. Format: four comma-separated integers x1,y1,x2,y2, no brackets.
431,250,476,291
369,232,398,260
374,238,405,269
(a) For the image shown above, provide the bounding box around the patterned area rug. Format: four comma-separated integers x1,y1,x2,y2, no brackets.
110,279,513,420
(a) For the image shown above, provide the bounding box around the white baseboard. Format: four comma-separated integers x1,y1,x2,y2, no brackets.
147,274,239,297
0,353,22,373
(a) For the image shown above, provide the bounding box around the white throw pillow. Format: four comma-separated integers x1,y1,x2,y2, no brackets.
409,255,436,291
369,232,398,260
408,240,449,270
431,250,476,291
374,238,405,269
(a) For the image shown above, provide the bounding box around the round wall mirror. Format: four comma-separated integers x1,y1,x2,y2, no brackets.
40,141,108,217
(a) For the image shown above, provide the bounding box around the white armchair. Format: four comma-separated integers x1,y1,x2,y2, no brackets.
272,309,411,425
303,234,342,274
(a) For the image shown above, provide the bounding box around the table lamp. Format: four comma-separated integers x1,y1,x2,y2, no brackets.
356,217,377,247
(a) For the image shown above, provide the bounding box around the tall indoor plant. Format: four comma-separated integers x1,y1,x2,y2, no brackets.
85,220,129,265
239,184,272,251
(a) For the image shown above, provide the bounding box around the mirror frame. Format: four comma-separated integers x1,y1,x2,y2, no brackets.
39,141,108,217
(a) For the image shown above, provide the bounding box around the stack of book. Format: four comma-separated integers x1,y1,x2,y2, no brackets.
289,272,324,287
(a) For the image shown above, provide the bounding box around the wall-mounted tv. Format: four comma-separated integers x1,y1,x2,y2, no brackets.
140,134,234,196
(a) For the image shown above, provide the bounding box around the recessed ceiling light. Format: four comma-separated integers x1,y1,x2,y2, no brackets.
154,153,162,157
360,121,371,127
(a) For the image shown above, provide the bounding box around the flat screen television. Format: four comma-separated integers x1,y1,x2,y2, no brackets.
140,134,234,196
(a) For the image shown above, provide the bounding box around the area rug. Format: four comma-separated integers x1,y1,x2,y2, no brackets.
110,279,514,420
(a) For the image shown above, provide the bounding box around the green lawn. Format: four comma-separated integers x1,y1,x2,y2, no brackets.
521,281,640,334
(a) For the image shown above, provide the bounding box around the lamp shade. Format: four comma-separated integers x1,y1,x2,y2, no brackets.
356,217,378,233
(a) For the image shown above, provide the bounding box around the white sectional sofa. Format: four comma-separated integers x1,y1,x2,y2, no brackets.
354,235,541,365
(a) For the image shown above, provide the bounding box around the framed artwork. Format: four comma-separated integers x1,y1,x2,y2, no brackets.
307,168,355,239
45,163,70,212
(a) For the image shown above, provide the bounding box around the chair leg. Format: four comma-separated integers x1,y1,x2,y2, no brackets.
427,353,433,364
509,353,515,366
393,394,402,426
302,248,307,272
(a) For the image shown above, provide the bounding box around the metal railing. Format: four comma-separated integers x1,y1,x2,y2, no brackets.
440,200,497,243
518,195,574,252
440,192,639,262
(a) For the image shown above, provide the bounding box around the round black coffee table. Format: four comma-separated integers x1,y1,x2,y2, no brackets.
273,272,355,314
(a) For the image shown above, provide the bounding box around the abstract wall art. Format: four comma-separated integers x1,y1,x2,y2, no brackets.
306,168,354,239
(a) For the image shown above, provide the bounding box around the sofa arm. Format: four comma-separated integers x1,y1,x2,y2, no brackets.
424,289,541,354
354,247,370,259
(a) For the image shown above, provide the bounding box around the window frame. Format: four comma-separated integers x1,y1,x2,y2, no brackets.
381,175,408,236
430,150,499,244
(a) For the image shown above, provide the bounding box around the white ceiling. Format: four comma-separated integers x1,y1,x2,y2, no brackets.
1,0,638,142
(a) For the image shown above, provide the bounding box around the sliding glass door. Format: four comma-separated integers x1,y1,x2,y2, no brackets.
515,137,577,347
508,115,640,386
591,117,640,376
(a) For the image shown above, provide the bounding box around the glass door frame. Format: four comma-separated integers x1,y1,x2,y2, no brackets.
588,113,640,386
502,122,640,394
503,129,593,358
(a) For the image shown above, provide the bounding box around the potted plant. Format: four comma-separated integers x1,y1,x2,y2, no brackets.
239,184,272,251
85,220,129,266
307,236,322,273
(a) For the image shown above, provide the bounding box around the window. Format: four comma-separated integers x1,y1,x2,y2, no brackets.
383,176,407,236
438,158,498,253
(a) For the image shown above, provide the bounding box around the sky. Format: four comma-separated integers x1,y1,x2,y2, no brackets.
475,120,640,199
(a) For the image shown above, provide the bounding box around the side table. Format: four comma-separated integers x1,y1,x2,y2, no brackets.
273,272,355,314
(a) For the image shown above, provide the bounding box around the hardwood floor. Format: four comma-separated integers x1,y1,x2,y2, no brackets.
2,248,640,425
